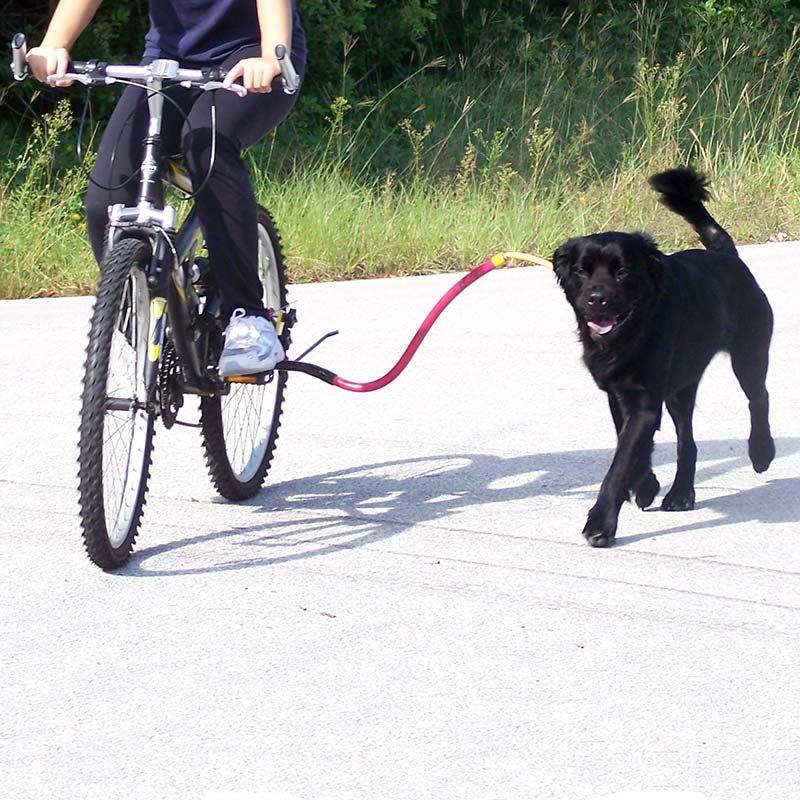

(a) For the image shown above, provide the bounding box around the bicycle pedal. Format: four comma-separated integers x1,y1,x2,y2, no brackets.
227,372,270,384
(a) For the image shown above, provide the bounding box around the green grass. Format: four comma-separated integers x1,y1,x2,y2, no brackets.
4,1,800,298
0,99,96,297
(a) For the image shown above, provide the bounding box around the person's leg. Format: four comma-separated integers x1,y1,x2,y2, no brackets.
85,83,149,263
181,45,301,322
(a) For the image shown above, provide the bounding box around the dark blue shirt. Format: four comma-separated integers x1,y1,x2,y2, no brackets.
144,0,306,66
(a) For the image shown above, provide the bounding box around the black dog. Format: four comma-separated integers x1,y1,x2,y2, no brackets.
553,166,775,547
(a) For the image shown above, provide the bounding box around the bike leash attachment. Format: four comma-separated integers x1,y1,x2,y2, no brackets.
230,251,553,392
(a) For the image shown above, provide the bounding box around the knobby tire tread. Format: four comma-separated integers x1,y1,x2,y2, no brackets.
78,238,155,570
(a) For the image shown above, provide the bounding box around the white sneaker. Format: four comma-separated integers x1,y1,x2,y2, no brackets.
218,308,285,378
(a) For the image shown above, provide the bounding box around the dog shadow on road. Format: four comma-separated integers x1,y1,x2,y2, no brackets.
127,436,800,576
616,475,800,545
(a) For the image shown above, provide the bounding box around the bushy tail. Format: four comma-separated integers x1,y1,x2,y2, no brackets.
648,166,737,256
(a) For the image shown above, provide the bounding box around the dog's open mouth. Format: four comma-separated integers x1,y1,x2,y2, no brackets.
586,313,629,337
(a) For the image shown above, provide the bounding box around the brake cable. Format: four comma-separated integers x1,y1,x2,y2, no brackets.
76,78,218,200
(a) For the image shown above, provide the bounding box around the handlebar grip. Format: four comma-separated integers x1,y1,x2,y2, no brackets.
11,33,28,81
275,44,300,94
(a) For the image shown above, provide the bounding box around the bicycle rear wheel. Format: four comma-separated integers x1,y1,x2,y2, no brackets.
78,238,155,569
200,206,288,500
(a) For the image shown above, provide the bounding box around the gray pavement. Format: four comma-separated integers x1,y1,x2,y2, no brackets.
1,242,799,800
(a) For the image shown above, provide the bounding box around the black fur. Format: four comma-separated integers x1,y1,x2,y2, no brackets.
553,166,775,547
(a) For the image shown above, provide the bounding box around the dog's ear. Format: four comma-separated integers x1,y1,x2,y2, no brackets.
552,240,576,287
637,233,664,292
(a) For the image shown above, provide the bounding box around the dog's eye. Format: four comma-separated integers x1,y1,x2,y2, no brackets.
615,268,629,281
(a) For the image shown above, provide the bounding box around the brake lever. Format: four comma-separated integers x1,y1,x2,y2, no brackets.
46,72,92,85
194,80,247,97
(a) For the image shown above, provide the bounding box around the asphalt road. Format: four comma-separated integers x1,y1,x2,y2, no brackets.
1,242,799,800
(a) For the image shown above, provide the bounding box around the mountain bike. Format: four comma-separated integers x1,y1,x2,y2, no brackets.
11,34,301,570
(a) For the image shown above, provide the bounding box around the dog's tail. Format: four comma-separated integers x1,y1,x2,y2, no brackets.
648,166,737,256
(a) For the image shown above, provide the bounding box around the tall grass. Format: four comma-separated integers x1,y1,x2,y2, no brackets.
3,0,800,297
0,100,95,296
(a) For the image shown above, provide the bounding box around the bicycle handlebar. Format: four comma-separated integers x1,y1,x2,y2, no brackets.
9,33,300,95
59,59,250,97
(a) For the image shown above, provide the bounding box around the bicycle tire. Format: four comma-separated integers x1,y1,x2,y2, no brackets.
78,238,155,569
200,206,288,500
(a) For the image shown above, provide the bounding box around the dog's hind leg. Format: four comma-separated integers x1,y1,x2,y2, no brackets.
730,302,775,473
609,394,660,508
662,382,700,511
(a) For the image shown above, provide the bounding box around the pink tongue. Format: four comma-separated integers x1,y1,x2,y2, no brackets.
588,320,614,335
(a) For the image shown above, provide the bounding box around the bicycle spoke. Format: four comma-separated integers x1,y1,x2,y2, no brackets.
221,382,272,479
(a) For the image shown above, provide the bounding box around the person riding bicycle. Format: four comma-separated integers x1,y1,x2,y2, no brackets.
27,0,306,377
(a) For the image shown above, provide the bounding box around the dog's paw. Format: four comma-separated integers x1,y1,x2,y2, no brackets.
661,487,695,511
749,433,775,474
583,529,616,548
583,506,617,548
635,472,660,509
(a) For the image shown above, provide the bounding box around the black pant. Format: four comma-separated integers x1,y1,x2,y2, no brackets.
85,44,301,321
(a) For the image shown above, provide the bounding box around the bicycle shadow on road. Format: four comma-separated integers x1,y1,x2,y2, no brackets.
127,436,800,576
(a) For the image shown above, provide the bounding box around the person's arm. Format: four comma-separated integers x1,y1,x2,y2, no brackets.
256,0,292,63
27,0,104,85
223,0,293,93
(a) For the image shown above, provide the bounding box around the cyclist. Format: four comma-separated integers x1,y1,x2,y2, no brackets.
27,0,306,377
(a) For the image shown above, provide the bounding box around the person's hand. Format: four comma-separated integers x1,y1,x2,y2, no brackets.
27,45,73,86
223,56,281,93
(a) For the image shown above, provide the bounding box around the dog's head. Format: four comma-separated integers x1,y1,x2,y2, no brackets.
552,232,663,346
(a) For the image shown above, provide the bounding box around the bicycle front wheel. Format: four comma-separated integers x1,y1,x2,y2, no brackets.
78,238,155,569
200,206,288,500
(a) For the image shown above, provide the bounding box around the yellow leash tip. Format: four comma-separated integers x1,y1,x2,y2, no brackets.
501,251,553,270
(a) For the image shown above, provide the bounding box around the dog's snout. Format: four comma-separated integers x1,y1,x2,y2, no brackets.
587,289,608,307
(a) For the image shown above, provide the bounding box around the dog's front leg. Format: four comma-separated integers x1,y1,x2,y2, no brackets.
608,393,660,509
584,399,661,547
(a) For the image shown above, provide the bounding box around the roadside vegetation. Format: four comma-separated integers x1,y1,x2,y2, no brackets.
2,0,800,297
